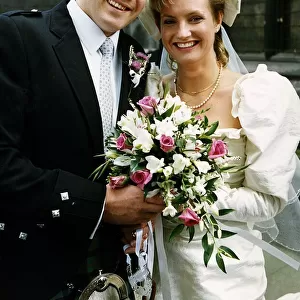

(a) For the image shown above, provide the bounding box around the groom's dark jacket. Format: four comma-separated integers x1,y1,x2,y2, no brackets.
0,0,146,299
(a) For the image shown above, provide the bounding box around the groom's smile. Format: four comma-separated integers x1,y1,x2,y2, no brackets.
107,0,128,11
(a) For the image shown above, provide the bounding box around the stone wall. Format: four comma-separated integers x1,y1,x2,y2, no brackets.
229,0,266,53
290,0,300,51
1,0,299,54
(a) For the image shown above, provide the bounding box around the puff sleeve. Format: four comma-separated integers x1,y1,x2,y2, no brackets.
216,64,300,223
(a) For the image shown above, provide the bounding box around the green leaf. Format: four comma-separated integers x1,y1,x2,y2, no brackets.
205,121,219,136
219,246,240,260
176,138,185,149
130,157,142,173
203,244,214,267
207,192,218,203
172,194,186,204
169,224,185,242
216,253,227,273
219,165,237,172
209,215,218,227
205,177,219,190
200,137,212,144
202,232,209,250
160,103,175,119
218,209,235,216
213,230,237,239
204,115,209,127
188,226,195,243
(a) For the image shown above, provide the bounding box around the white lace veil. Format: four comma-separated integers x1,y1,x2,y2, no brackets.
139,0,300,266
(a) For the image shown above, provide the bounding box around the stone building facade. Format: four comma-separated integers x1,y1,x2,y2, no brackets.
229,0,300,55
1,0,299,57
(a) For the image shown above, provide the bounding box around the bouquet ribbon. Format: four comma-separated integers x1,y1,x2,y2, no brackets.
124,220,155,299
154,217,300,300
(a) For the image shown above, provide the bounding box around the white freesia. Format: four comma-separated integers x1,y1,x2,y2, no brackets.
146,155,165,173
209,203,219,216
132,128,154,153
154,117,178,139
199,220,205,232
163,166,173,178
183,124,203,137
173,105,192,125
194,160,211,174
211,203,219,215
162,94,182,110
172,154,191,174
163,203,177,217
186,187,195,200
217,229,222,239
193,177,207,195
194,202,204,212
184,140,202,160
113,155,131,166
117,110,143,137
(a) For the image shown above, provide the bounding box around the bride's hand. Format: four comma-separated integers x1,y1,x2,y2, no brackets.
122,220,155,254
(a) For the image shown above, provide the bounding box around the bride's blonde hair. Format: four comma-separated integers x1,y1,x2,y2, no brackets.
150,0,229,67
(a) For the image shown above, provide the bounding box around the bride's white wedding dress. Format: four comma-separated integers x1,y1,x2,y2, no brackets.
147,64,300,300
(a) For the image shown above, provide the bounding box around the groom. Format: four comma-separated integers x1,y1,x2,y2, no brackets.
0,0,164,299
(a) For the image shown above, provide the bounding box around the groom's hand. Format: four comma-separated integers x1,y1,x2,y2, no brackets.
102,185,165,225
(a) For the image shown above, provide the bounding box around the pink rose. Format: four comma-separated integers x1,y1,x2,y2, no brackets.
208,139,228,159
137,96,158,116
136,52,149,61
160,134,175,152
130,169,152,190
131,60,142,71
178,208,200,227
109,175,129,189
116,133,132,151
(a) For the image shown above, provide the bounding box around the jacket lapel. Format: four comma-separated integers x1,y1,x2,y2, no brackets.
50,0,103,153
117,30,132,120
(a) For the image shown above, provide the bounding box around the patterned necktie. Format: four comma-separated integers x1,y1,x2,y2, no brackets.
99,38,114,144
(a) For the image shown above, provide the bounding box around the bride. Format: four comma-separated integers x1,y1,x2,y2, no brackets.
135,0,300,299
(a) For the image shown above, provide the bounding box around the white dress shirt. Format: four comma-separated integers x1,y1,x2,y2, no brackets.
67,0,122,128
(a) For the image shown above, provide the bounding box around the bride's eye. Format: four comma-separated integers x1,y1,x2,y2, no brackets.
163,18,176,25
190,16,203,23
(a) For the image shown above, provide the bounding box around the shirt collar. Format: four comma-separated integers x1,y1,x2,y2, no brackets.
67,0,120,55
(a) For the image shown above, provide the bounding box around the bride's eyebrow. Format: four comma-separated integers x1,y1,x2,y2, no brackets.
161,10,206,18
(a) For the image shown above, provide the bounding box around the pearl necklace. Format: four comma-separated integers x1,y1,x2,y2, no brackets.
175,65,223,110
177,75,216,95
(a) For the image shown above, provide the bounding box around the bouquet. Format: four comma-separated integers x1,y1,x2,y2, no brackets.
91,80,247,272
